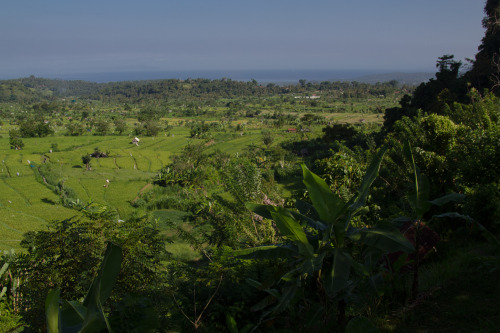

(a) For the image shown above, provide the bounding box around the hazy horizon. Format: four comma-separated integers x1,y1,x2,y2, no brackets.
0,69,436,85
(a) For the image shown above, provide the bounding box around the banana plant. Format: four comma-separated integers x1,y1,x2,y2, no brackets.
46,242,122,333
400,141,466,299
0,249,16,302
235,147,414,328
0,262,9,301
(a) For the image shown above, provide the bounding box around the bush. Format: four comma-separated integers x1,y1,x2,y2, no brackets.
314,148,365,201
222,157,262,204
274,163,302,181
65,121,85,136
464,183,500,232
0,302,22,332
12,215,167,330
8,130,24,150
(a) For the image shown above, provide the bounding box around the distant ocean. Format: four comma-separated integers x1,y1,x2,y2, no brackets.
52,69,428,84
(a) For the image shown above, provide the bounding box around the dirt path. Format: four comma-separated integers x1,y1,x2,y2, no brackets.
131,183,153,204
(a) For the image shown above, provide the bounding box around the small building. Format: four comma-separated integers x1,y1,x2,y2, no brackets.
131,137,140,146
287,128,297,133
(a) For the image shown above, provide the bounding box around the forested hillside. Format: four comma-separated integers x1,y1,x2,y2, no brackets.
1,75,407,102
0,1,499,332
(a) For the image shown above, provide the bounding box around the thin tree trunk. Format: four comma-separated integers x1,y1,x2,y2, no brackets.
411,222,420,300
337,299,346,328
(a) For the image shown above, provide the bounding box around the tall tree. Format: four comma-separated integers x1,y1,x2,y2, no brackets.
467,0,500,93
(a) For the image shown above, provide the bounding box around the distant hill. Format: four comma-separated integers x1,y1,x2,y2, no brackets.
353,72,434,85
27,69,435,86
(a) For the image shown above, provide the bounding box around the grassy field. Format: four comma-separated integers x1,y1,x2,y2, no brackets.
0,112,373,251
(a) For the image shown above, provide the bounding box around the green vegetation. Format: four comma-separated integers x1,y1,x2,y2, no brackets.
1,2,500,331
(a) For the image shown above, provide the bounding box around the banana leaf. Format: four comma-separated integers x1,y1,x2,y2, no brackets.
301,164,345,225
429,193,465,206
226,313,238,333
269,206,315,258
245,202,273,220
348,227,415,253
294,199,320,219
81,243,122,332
45,242,123,333
46,289,61,333
83,242,123,307
299,252,326,276
272,283,299,314
233,244,298,260
294,200,327,231
60,300,86,333
347,147,387,216
247,202,327,232
403,142,431,218
324,249,353,297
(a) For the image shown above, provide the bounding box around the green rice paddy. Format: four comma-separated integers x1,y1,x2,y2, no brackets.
0,112,371,251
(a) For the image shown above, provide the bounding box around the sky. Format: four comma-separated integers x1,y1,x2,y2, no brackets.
0,0,487,78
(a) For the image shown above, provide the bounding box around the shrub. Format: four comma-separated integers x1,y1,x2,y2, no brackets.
222,157,262,204
464,183,500,232
65,121,85,136
12,216,166,330
8,129,24,150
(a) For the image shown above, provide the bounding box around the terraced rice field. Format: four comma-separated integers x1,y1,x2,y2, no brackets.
0,128,195,251
0,124,264,251
0,113,371,251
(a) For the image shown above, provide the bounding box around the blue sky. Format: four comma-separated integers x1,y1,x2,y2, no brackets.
0,0,486,78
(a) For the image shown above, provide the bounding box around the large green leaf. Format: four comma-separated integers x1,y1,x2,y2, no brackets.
269,206,314,258
272,283,299,314
245,278,263,289
248,201,327,233
433,212,474,222
403,142,431,218
301,164,345,225
324,249,353,296
348,227,415,253
250,286,282,312
81,242,123,333
295,199,321,221
83,242,123,307
347,147,387,222
300,252,326,277
226,313,238,333
233,245,298,260
429,193,465,206
280,266,302,282
250,294,277,312
46,288,61,333
408,172,431,218
245,202,273,220
433,212,500,246
80,286,108,333
293,201,327,231
60,300,86,333
474,221,500,246
290,211,327,233
44,243,123,333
